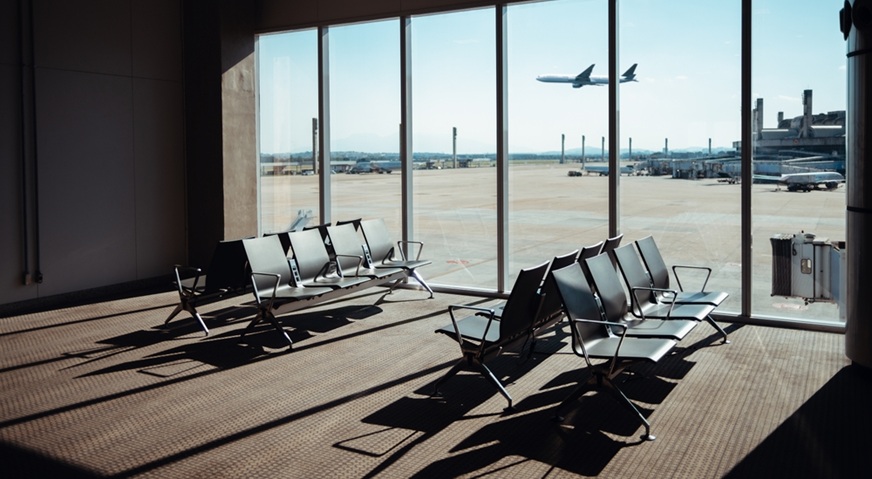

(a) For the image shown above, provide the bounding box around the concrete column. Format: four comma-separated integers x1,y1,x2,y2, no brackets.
843,0,872,370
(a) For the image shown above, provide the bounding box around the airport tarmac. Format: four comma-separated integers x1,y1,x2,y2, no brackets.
260,162,846,323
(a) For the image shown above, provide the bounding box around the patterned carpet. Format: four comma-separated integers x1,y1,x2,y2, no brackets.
0,286,866,478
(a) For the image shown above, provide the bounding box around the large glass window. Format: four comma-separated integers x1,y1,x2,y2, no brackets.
619,0,742,313
254,1,849,326
329,20,401,224
412,8,497,289
751,0,846,322
257,29,320,234
506,0,610,280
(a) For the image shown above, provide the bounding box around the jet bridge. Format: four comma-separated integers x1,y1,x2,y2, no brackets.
771,232,845,319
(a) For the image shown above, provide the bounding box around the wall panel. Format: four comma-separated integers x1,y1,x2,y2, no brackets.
33,0,132,75
35,69,137,296
133,78,186,277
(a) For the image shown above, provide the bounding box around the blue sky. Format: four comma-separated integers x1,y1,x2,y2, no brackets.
258,0,846,154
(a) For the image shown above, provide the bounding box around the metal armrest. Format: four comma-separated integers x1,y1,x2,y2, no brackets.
334,254,364,275
250,272,281,311
629,286,677,319
571,317,628,332
315,260,342,281
570,318,629,375
173,265,203,296
448,304,497,356
672,264,713,291
396,240,424,261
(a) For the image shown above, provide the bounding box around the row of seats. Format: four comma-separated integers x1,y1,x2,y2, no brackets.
433,234,729,441
431,234,624,410
164,218,433,347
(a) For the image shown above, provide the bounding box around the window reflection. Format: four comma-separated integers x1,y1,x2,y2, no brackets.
254,1,848,324
257,29,320,234
619,0,742,313
412,8,497,289
507,0,610,283
329,20,401,224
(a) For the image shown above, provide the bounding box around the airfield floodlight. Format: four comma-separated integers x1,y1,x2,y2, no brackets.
452,127,457,169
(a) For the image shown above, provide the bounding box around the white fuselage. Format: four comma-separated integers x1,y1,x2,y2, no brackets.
536,74,611,86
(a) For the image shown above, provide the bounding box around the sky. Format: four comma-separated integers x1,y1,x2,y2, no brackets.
257,0,847,155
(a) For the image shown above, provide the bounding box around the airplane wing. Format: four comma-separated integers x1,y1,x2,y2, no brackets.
572,64,595,88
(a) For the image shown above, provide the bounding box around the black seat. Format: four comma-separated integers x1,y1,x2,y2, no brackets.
577,240,605,290
240,235,333,346
530,249,581,340
359,218,434,298
601,233,624,266
286,228,370,290
165,239,250,335
635,235,729,307
325,223,405,281
550,262,678,441
433,261,549,410
611,244,729,343
585,253,697,340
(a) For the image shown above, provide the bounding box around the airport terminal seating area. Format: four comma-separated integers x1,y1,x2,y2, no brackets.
164,222,737,437
431,234,731,439
164,218,434,348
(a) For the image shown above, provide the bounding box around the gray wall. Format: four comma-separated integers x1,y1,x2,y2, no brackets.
0,0,186,304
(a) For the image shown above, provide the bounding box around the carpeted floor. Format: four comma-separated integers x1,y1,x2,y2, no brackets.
0,286,867,478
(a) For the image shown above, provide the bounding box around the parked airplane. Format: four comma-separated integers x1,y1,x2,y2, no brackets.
753,171,845,192
370,160,402,174
536,63,638,88
573,162,641,176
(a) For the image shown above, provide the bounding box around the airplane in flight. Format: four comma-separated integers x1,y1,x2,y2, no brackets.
536,63,638,88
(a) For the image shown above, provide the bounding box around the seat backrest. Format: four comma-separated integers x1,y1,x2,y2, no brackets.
612,243,657,308
536,250,580,325
203,239,249,293
585,253,629,322
326,223,367,272
241,235,292,294
359,218,395,264
551,263,610,342
287,228,334,281
335,218,362,229
601,234,623,256
577,240,604,288
636,235,671,290
499,261,550,342
579,241,604,261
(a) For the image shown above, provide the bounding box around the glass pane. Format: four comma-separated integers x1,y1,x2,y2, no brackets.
620,0,742,312
329,20,401,225
752,0,846,322
412,8,497,289
257,29,320,234
508,0,609,282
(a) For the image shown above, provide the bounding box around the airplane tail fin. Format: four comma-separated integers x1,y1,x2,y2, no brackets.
622,63,638,81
